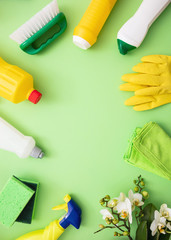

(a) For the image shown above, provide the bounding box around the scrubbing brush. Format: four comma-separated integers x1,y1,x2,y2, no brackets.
10,0,67,55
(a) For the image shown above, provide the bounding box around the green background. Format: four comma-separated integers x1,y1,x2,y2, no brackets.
0,0,171,239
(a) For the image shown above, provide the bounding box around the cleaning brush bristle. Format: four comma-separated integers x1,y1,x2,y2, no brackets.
10,0,59,44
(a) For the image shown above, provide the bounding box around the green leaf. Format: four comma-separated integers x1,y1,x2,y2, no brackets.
141,203,157,240
148,231,160,240
135,221,148,240
141,203,157,223
148,231,170,240
159,234,170,240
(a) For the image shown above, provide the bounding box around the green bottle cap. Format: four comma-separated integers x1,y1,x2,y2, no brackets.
117,39,136,55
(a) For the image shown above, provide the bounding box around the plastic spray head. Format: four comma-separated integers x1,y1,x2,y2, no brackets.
52,194,82,230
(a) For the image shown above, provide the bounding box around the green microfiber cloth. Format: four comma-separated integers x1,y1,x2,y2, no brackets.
16,178,39,224
0,176,34,227
124,122,171,180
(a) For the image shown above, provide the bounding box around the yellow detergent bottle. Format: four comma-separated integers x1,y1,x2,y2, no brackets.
73,0,117,49
0,57,42,104
16,194,82,240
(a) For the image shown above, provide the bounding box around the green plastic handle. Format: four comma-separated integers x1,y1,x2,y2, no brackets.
20,12,67,55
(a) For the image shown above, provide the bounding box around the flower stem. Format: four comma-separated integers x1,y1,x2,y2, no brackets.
94,225,124,234
135,215,139,225
156,232,160,240
112,223,124,232
137,175,143,193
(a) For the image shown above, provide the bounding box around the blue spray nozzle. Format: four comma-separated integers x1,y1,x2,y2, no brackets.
59,198,82,229
52,194,81,230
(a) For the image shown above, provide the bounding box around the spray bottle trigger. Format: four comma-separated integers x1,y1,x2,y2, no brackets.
52,194,71,212
52,203,68,212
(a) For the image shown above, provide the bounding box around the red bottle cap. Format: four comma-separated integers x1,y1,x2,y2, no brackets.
28,90,42,104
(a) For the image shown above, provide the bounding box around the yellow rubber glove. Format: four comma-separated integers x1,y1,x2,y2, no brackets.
120,55,171,111
125,94,171,111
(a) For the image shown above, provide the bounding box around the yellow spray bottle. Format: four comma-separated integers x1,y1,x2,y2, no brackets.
16,194,82,240
73,0,117,49
0,57,42,104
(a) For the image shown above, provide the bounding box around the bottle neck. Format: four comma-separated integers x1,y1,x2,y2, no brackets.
42,220,64,239
27,88,35,99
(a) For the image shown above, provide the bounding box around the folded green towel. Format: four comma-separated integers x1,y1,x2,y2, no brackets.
124,122,171,180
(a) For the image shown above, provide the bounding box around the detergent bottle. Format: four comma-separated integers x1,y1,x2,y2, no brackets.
73,0,117,49
0,117,44,159
17,194,82,240
117,0,170,54
0,57,42,104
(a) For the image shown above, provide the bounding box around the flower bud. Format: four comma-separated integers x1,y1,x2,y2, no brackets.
123,231,129,236
133,180,137,184
105,217,111,225
118,233,121,237
142,191,149,199
114,232,118,236
99,198,104,203
108,199,118,208
112,218,119,224
105,195,110,201
99,224,105,229
134,186,139,192
106,220,111,224
113,199,118,206
140,181,145,186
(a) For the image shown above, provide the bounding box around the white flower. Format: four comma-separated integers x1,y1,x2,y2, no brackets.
150,211,166,236
166,222,171,231
160,204,171,221
108,192,125,209
116,197,132,224
108,199,118,208
118,192,126,202
128,189,144,210
100,209,114,220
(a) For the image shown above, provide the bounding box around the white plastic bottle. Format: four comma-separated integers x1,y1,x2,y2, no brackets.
0,117,44,159
117,0,171,55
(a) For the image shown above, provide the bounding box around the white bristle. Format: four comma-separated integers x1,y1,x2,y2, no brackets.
10,0,59,44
